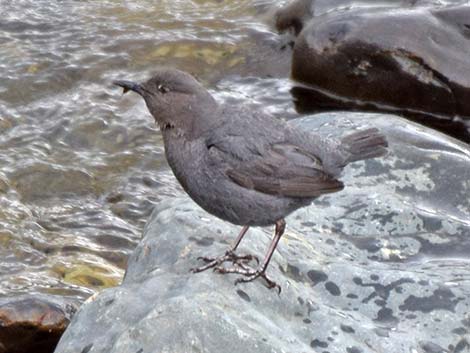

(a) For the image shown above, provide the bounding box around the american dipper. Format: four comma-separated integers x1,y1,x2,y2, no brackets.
114,68,388,291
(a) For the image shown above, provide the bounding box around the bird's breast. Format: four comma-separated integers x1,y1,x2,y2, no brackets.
163,135,211,194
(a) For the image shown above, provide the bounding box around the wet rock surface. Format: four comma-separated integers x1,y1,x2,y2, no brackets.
55,113,470,353
277,0,470,142
0,295,78,353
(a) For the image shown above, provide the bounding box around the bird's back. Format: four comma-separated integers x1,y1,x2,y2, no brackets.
163,103,386,226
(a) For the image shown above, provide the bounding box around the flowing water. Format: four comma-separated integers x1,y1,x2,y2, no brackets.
0,0,294,301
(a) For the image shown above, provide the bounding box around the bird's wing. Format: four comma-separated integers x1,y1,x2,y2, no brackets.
207,134,344,198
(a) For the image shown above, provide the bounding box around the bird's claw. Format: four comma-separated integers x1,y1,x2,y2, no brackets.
190,251,259,273
191,252,280,292
214,266,281,293
236,254,259,265
235,272,281,294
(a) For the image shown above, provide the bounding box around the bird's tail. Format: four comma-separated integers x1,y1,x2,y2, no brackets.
341,128,388,164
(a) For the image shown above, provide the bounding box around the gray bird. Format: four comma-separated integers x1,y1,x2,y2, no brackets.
114,68,387,291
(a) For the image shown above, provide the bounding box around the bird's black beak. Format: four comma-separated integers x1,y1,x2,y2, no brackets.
113,80,144,96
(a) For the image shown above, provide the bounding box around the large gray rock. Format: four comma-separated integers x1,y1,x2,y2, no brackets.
55,113,470,353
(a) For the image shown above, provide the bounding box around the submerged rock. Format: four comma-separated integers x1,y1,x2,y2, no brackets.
54,113,470,353
10,163,98,202
0,295,77,353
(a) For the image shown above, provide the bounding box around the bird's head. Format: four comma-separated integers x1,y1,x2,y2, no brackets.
114,68,217,136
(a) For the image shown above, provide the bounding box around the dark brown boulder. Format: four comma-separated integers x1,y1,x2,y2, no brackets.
289,5,470,141
292,6,470,116
0,296,77,353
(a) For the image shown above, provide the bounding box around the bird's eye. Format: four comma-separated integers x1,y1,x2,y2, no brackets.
157,84,170,93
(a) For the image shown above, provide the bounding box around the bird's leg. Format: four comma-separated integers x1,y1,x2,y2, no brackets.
190,226,258,273
215,219,286,292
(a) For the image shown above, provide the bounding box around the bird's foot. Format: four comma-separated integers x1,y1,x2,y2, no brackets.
190,251,259,273
214,266,281,293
